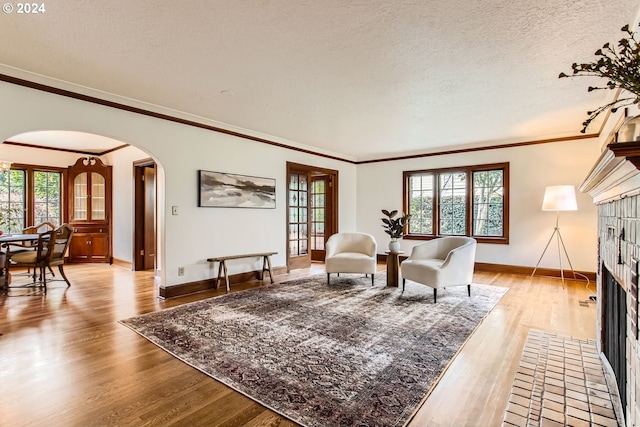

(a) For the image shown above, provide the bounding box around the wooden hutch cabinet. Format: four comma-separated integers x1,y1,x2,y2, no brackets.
67,157,112,263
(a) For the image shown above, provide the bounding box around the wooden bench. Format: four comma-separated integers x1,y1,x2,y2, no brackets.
206,252,277,292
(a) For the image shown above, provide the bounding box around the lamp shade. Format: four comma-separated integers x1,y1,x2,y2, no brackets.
542,185,578,211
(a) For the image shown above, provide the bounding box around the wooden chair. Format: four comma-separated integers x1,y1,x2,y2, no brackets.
8,221,57,275
9,221,56,252
23,221,56,235
8,224,74,293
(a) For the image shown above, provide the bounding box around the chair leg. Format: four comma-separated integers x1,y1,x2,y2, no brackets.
371,274,374,286
402,278,405,292
58,265,71,287
467,284,471,297
41,266,47,294
433,288,437,303
327,273,330,285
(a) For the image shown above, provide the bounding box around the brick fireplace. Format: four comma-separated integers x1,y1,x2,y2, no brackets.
581,139,640,425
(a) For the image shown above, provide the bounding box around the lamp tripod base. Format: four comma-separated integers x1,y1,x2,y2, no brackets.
531,213,576,288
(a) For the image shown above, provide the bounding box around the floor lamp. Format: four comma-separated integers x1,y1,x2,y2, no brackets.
531,185,578,287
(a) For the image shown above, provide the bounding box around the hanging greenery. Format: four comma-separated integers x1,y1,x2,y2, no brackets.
559,24,640,132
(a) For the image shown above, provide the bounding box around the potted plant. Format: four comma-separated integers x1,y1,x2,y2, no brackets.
559,24,640,132
381,209,410,252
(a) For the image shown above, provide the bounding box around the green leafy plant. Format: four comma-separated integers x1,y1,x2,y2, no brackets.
381,209,410,240
0,205,22,234
559,24,640,132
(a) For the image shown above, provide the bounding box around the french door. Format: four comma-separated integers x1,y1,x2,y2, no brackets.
286,162,338,271
310,175,330,261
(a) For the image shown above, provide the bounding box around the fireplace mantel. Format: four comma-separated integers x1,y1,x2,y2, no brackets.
580,141,640,204
581,135,640,424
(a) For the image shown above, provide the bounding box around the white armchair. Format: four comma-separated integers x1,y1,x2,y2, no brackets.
325,232,377,285
400,236,477,302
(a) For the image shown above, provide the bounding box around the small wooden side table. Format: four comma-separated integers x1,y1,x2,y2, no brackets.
386,251,404,287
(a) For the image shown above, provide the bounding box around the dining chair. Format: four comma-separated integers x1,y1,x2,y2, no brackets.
8,224,74,293
23,221,56,235
8,221,56,253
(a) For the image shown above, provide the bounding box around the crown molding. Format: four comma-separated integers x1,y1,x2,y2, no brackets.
1,73,598,165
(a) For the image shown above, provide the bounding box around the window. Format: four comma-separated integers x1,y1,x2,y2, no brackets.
0,166,63,233
404,163,509,244
0,169,26,233
34,170,62,226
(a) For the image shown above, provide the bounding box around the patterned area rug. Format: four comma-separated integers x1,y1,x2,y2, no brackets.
120,274,508,427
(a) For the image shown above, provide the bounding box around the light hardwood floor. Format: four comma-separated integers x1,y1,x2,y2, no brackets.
0,263,596,427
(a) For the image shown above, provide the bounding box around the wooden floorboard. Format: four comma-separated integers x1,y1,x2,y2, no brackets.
0,263,596,427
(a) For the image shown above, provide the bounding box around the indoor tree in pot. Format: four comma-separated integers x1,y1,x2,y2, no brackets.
381,209,410,252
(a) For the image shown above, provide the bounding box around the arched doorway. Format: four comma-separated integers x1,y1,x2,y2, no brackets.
0,130,163,275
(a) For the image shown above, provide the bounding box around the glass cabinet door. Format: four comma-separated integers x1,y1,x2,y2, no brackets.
73,172,88,220
72,170,107,221
91,172,105,220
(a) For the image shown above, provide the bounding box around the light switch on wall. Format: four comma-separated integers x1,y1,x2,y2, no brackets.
172,206,178,215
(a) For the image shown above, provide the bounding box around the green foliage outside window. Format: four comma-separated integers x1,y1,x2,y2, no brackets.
34,171,61,226
0,169,62,233
405,164,507,242
409,195,433,234
0,170,25,233
439,172,466,235
473,170,504,236
408,173,434,234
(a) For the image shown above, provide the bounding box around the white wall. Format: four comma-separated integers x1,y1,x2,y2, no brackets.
0,77,604,290
356,138,602,272
0,80,358,287
0,142,81,168
104,146,152,264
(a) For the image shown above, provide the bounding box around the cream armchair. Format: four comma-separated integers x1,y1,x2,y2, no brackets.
325,232,377,285
400,236,477,302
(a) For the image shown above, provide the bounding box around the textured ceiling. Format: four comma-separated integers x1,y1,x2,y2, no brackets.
0,0,639,161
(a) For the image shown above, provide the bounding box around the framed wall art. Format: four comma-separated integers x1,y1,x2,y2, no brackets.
198,170,276,208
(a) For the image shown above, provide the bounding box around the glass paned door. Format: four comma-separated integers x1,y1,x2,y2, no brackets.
288,172,310,270
286,162,338,272
311,177,328,261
